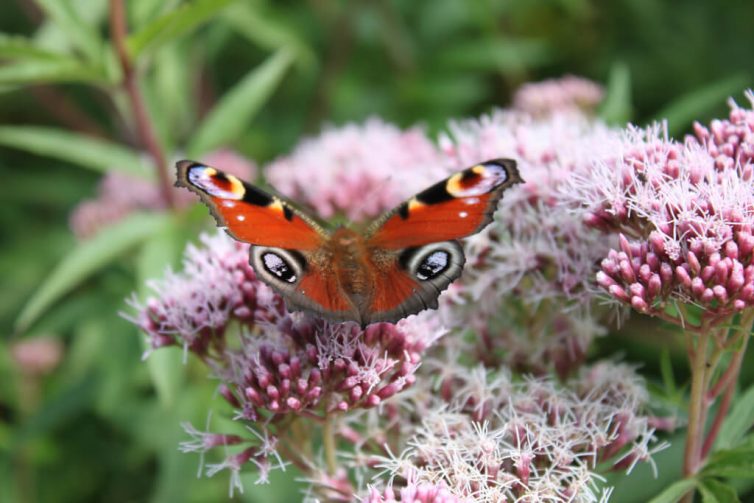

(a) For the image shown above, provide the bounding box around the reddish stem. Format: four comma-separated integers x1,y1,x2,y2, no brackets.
108,0,175,208
701,333,749,458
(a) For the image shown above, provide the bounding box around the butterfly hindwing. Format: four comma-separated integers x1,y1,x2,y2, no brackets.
366,159,521,249
364,242,465,324
176,160,326,250
249,246,359,321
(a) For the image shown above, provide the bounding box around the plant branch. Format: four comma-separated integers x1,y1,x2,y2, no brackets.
701,313,753,458
682,328,710,478
109,0,174,208
323,410,338,475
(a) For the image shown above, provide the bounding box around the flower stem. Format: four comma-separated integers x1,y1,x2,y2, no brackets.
108,0,175,208
701,315,753,457
323,411,338,475
683,328,710,480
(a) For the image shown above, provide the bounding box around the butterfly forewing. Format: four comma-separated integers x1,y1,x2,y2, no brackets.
176,160,327,250
366,159,521,249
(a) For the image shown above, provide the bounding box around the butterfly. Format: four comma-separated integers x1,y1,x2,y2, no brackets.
176,158,522,327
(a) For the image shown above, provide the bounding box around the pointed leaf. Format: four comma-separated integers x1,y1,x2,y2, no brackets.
654,75,750,136
439,38,551,72
0,126,150,177
15,212,172,333
716,384,754,450
136,223,190,408
187,48,294,156
222,3,315,70
0,34,68,60
702,444,754,479
126,0,236,58
0,59,104,85
35,0,102,63
699,479,740,503
647,479,697,503
599,62,632,125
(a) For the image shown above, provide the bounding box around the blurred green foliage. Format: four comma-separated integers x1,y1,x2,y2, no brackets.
1,0,753,502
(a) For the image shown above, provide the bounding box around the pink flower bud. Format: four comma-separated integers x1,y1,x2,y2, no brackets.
713,285,728,303
631,296,649,312
286,397,302,411
648,274,662,299
609,285,630,302
350,386,363,402
596,271,617,289
629,283,645,299
701,265,715,282
619,260,636,283
660,263,673,284
639,264,652,283
619,234,633,258
701,288,715,303
245,387,264,407
691,277,706,296
266,385,279,400
675,266,692,288
687,251,701,275
725,241,739,258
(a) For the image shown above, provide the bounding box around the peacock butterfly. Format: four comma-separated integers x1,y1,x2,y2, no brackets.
176,158,522,327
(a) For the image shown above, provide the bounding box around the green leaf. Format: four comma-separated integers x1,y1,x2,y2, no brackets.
438,38,551,73
136,223,189,408
0,59,104,85
35,0,102,63
14,212,172,334
0,34,68,60
716,384,754,450
11,377,97,447
187,48,294,156
0,126,150,177
647,479,697,503
654,75,750,136
699,478,740,503
222,2,316,71
660,347,677,396
599,61,632,125
702,444,754,479
126,0,236,58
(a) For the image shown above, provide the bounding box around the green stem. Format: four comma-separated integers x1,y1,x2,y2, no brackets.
323,411,338,475
683,328,710,482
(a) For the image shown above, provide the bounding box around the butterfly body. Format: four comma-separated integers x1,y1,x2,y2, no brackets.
176,158,522,327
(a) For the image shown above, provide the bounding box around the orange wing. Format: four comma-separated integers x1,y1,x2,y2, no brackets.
366,159,522,249
176,160,326,250
363,242,465,325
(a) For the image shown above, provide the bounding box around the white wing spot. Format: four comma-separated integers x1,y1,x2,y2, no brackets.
237,215,245,221
459,211,468,218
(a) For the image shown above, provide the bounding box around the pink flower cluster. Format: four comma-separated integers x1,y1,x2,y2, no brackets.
365,480,462,503
220,315,440,420
358,361,670,502
71,149,255,238
126,232,283,357
570,92,754,317
436,109,624,373
128,231,443,416
512,75,604,117
266,118,450,221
